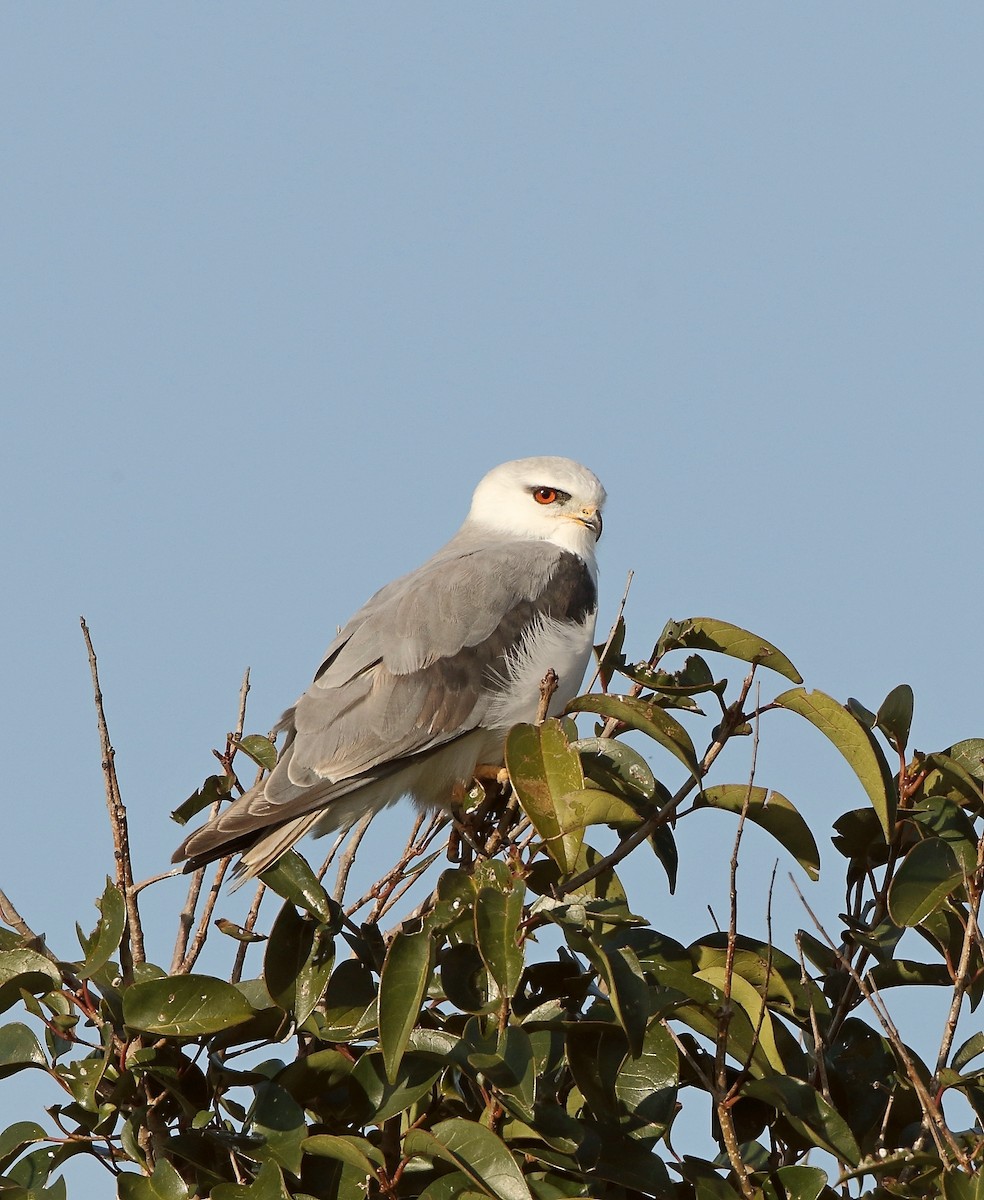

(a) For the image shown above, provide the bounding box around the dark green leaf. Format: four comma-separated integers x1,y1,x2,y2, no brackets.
953,1031,984,1072
696,785,820,880
875,684,913,754
320,958,378,1040
263,901,335,1025
123,974,256,1037
744,1076,860,1165
171,773,233,826
215,918,266,944
0,1023,47,1079
888,838,965,926
657,616,802,682
404,1118,533,1200
0,951,62,1015
566,694,700,783
505,720,585,873
77,880,126,978
379,928,431,1083
593,615,625,691
250,1082,307,1177
210,1160,292,1200
302,1134,382,1179
773,688,896,839
117,1159,190,1199
0,1121,46,1172
474,883,525,999
763,1165,828,1200
649,824,678,894
866,958,951,989
574,737,657,802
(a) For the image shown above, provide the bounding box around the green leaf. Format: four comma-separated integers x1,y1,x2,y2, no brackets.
171,773,233,826
953,1030,984,1072
694,966,785,1072
404,1118,533,1200
351,1049,442,1123
875,684,913,754
117,1159,190,1199
123,974,256,1037
210,1160,292,1200
474,884,525,999
0,1121,46,1172
263,901,336,1025
593,614,625,691
378,928,431,1083
0,951,62,1015
773,688,896,839
649,824,678,894
0,1023,47,1079
866,959,952,989
587,942,650,1058
77,879,126,978
764,1165,828,1200
505,720,586,874
320,958,378,1040
695,785,820,880
302,1134,382,1179
744,1075,860,1165
234,733,279,772
574,737,657,801
888,838,966,926
260,851,336,922
943,1173,984,1200
564,694,700,782
657,616,803,682
250,1081,307,1177
614,1018,678,1122
556,787,649,834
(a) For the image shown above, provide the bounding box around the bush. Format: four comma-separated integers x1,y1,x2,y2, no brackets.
1,616,982,1198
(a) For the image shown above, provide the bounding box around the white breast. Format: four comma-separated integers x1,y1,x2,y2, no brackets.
484,612,597,730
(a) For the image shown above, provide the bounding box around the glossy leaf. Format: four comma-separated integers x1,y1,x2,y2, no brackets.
744,1076,860,1164
123,974,256,1037
565,693,701,782
574,736,657,801
263,901,335,1025
774,688,896,838
249,1082,307,1176
474,884,524,998
117,1159,190,1199
0,1023,47,1079
657,616,802,682
77,879,126,978
696,785,820,879
302,1134,383,1179
953,1030,984,1072
875,683,913,754
405,1118,533,1200
170,772,234,826
379,928,431,1083
260,851,336,923
505,720,585,873
0,950,62,1015
210,1160,292,1200
888,838,965,926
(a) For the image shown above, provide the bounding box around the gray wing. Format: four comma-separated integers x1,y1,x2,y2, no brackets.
174,536,596,867
266,534,596,801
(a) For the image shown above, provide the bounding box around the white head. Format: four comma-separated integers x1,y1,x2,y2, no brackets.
465,456,606,561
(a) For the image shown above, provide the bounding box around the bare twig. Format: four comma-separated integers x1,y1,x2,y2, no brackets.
332,812,375,903
931,830,984,1098
0,887,51,957
231,882,266,984
535,669,559,724
176,857,232,974
792,876,969,1170
81,618,144,974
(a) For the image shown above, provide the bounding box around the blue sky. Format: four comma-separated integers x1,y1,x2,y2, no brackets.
2,4,982,1181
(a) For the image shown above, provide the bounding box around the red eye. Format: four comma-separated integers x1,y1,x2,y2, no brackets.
533,487,558,505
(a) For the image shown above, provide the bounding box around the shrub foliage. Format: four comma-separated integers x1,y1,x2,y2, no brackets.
1,616,983,1198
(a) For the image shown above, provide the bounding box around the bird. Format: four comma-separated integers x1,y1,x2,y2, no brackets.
173,456,606,882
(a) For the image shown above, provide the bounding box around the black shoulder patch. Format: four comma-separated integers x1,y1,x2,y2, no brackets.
538,550,597,625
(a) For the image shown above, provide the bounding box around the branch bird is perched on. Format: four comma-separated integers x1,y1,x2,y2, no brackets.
174,456,606,882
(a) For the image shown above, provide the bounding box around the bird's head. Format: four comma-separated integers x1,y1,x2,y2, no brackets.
466,456,606,559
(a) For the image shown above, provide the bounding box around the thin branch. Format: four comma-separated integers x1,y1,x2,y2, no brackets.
81,618,144,974
792,876,969,1170
231,882,266,984
177,857,232,974
332,812,375,903
535,669,559,725
931,830,984,1092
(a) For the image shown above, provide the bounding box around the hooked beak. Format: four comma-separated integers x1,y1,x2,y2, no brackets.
572,507,603,541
